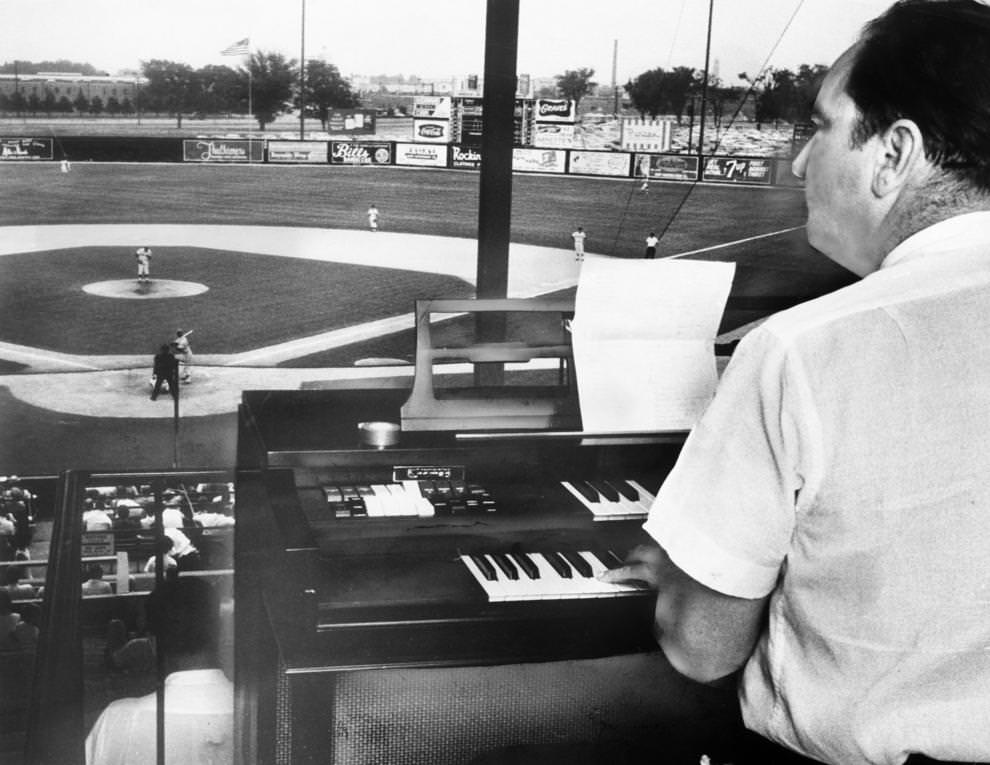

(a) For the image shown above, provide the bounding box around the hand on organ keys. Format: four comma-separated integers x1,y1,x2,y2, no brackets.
461,549,645,601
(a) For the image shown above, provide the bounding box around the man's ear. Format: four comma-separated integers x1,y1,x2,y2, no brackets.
872,118,925,198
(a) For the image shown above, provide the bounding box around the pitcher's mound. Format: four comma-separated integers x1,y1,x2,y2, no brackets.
83,279,209,299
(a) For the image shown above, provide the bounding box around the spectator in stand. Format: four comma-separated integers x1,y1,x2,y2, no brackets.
2,566,38,600
12,601,40,649
3,487,33,557
111,505,142,532
86,577,234,765
164,527,201,571
83,502,114,532
82,564,114,597
0,590,20,649
143,536,178,574
0,510,15,561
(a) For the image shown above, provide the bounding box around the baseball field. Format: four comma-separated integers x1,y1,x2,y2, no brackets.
0,160,855,475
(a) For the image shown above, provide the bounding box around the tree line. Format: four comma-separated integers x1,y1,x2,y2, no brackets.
555,63,827,127
2,55,824,132
0,53,360,131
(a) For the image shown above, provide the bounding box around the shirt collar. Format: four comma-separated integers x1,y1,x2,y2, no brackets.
880,211,990,270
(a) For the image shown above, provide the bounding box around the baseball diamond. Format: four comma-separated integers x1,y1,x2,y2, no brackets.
0,162,854,474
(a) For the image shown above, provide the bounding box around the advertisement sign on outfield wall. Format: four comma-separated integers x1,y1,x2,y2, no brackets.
568,151,632,177
636,153,700,181
412,120,452,144
329,141,392,165
413,96,452,119
394,143,448,167
267,141,328,164
0,137,53,160
512,148,566,174
183,139,264,163
450,145,482,170
703,156,772,184
327,110,377,134
532,123,575,149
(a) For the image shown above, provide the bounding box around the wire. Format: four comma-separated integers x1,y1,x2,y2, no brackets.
611,0,808,257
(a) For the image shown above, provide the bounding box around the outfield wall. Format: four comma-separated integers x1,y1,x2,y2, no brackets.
0,134,799,187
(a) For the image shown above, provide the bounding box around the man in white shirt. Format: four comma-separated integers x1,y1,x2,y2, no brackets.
86,577,233,765
603,2,990,763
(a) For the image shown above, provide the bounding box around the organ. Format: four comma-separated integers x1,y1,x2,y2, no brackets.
231,292,731,763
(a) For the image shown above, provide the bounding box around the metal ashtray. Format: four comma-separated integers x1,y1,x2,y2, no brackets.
358,421,401,449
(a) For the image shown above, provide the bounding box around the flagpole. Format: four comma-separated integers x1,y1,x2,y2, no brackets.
299,0,306,140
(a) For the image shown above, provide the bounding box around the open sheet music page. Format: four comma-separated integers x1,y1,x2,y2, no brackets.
570,257,736,432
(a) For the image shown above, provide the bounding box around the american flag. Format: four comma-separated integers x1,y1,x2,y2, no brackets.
221,38,250,56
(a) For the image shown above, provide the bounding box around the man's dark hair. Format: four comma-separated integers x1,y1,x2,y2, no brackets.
846,0,990,191
144,577,219,660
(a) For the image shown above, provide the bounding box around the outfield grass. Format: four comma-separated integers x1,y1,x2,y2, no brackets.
0,161,855,364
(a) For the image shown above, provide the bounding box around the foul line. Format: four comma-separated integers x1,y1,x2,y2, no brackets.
664,225,805,260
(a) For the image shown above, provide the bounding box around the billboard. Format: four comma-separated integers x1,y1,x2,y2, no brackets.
412,96,452,119
183,139,263,163
512,148,566,174
450,145,482,170
412,120,452,143
394,142,448,167
0,137,53,160
636,153,700,181
326,109,377,134
267,140,328,164
568,150,632,178
532,123,575,149
533,98,576,123
329,141,392,165
703,156,773,184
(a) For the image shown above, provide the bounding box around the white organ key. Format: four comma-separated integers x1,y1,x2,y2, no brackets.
363,486,387,517
401,479,436,517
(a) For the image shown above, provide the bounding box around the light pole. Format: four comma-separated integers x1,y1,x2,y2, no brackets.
299,0,306,139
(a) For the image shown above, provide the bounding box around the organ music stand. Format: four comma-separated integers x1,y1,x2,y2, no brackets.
399,298,582,432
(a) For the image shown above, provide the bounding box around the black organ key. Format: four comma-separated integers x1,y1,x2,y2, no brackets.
608,480,639,502
509,552,539,580
469,554,497,581
491,553,519,580
542,551,572,578
591,549,624,570
589,480,620,502
572,481,600,503
562,550,593,578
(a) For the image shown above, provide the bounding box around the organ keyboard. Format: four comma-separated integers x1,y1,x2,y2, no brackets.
236,387,689,764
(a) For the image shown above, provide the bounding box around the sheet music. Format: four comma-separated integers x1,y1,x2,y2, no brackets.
570,257,736,432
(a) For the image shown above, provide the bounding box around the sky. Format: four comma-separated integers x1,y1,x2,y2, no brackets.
1,0,894,84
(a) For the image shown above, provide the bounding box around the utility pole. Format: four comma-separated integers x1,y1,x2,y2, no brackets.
612,39,619,117
697,0,714,161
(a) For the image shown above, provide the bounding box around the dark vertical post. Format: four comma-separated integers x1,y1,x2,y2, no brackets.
172,368,180,469
299,0,307,139
697,0,714,161
475,0,520,386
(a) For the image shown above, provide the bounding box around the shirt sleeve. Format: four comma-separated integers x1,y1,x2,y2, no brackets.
643,325,819,599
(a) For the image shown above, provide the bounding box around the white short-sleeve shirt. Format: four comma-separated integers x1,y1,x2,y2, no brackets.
644,212,990,765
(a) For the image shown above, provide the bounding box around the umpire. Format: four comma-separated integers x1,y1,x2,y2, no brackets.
150,344,179,401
